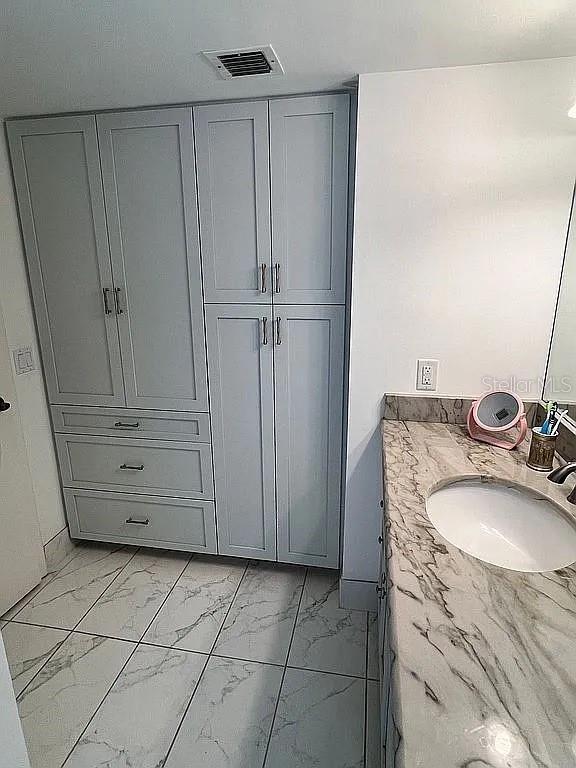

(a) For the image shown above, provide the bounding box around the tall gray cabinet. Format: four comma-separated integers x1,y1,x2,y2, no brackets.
197,94,349,568
8,108,216,554
8,92,349,569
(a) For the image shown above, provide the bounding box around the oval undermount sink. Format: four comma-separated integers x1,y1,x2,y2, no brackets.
426,479,576,572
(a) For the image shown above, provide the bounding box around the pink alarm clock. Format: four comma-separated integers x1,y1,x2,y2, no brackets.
467,391,527,450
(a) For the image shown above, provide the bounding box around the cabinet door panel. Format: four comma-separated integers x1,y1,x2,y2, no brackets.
194,102,271,303
270,95,349,304
98,109,208,411
205,305,276,559
274,305,344,567
7,116,124,405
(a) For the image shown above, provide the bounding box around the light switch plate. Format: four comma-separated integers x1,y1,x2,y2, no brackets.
12,345,35,375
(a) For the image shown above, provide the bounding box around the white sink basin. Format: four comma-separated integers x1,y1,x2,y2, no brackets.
426,479,576,572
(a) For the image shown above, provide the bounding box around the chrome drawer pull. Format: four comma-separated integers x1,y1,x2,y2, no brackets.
114,286,124,315
102,287,113,315
125,517,149,525
119,463,144,471
261,316,268,345
113,421,140,429
260,263,267,293
275,317,281,345
274,263,281,293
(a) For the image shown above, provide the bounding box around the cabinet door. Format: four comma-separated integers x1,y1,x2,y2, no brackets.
194,102,272,304
7,116,125,406
270,95,349,305
97,108,208,411
205,305,276,559
274,305,344,567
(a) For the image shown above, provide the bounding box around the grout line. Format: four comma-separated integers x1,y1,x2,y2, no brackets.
10,546,141,707
2,543,134,624
42,525,69,547
129,553,193,644
286,663,366,681
14,628,75,702
60,639,141,767
68,547,141,634
156,651,211,767
261,566,308,768
154,559,249,768
206,560,249,656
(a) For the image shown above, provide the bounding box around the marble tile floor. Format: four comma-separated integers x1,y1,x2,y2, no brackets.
1,542,380,768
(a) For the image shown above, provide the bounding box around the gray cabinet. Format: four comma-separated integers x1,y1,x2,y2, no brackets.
65,489,217,554
205,305,277,560
194,102,272,304
274,306,344,567
8,94,349,566
7,116,125,406
269,95,349,305
206,303,345,568
55,434,214,499
97,109,208,411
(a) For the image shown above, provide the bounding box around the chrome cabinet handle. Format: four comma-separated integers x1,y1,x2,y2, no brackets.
275,317,281,345
119,463,144,471
114,287,124,315
102,287,112,315
274,263,281,293
125,517,149,525
261,317,268,345
113,421,140,429
376,584,386,597
260,263,267,293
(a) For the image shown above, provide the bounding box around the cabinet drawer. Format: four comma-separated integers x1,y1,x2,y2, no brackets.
65,488,217,553
51,405,210,442
56,434,214,499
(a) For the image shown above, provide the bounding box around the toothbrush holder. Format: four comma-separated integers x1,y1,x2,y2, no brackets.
526,427,557,472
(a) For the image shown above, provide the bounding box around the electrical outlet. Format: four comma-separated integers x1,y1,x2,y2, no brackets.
416,359,439,391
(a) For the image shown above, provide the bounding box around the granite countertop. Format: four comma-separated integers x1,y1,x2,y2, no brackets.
382,418,576,768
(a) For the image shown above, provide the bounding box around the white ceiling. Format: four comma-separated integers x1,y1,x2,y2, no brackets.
1,0,576,117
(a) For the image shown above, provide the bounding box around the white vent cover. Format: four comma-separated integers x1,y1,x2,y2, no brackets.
202,45,284,80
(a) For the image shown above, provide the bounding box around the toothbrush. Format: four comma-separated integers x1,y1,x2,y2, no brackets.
543,402,558,435
550,410,568,437
541,401,555,435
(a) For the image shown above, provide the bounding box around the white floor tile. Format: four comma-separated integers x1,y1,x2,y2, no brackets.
2,622,69,697
65,644,206,768
144,556,246,652
288,570,367,677
16,546,135,630
165,655,283,768
76,550,189,641
213,564,305,665
264,668,365,768
17,632,135,768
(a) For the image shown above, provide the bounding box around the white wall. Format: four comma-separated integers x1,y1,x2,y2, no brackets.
343,58,576,589
0,124,66,544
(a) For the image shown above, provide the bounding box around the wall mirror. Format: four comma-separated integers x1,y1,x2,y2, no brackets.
544,182,576,426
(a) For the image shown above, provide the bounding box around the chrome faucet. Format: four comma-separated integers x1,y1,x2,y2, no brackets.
548,462,576,505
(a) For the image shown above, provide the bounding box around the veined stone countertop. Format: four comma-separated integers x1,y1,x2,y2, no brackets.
381,419,576,768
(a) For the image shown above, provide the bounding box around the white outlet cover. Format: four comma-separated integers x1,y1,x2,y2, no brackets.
12,345,35,375
416,359,439,391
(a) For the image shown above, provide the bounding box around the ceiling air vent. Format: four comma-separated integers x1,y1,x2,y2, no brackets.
202,45,284,80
